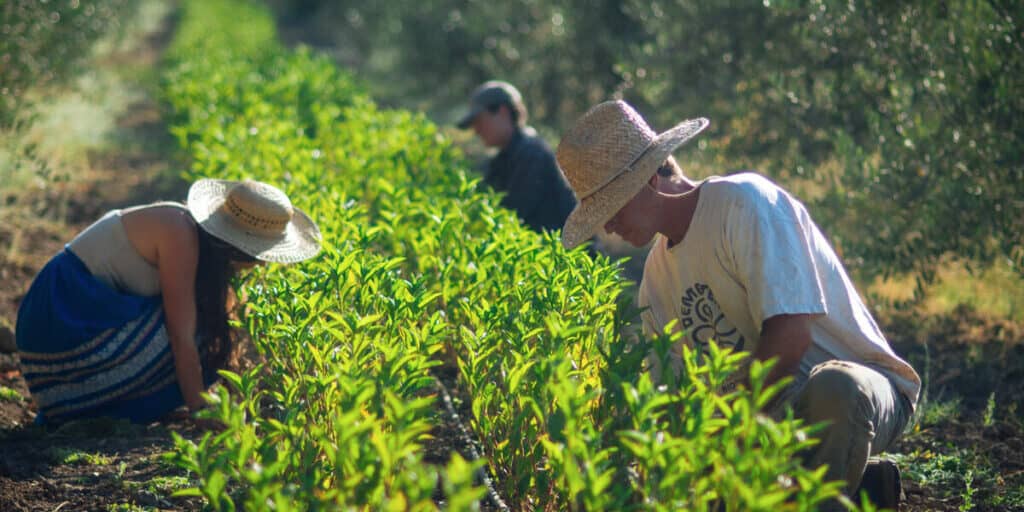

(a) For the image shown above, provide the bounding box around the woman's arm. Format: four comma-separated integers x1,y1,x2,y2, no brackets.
153,210,206,411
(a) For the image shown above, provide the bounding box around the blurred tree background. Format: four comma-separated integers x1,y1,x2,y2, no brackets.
267,0,1023,290
0,0,1018,290
1,0,136,128
1,0,138,213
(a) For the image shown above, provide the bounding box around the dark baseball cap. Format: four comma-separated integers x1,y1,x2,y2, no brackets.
456,80,526,129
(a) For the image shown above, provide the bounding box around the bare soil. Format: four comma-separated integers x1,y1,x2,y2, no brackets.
0,418,204,511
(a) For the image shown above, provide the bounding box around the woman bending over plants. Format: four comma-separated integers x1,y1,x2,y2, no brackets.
15,179,321,424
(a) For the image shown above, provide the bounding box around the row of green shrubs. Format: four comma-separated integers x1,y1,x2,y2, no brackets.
161,0,853,509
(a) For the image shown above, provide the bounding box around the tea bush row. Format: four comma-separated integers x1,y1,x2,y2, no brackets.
163,1,851,510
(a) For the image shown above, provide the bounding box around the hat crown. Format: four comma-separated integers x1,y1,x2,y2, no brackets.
220,180,293,237
556,101,658,200
471,80,522,108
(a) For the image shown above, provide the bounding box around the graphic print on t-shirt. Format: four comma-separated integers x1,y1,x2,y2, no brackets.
679,283,746,353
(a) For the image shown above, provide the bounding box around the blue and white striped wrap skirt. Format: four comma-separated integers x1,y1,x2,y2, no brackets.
15,248,187,424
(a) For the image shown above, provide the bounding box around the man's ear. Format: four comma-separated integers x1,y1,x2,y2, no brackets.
644,173,659,194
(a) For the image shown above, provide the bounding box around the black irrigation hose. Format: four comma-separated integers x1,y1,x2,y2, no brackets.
433,376,511,512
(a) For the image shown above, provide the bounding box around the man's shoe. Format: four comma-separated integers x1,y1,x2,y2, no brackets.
854,458,904,510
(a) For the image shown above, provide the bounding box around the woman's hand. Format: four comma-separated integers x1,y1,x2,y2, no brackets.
162,406,225,431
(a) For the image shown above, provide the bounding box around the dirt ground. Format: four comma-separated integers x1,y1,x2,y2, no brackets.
882,306,1024,511
1,7,1022,512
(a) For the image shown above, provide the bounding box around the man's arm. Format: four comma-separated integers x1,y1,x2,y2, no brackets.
754,313,817,387
720,182,828,389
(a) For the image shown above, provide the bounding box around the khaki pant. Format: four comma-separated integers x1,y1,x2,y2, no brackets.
776,360,913,502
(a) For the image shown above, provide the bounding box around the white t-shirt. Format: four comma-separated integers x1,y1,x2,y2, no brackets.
639,173,920,407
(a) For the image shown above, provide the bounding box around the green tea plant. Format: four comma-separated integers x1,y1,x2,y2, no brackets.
0,385,24,403
162,0,853,509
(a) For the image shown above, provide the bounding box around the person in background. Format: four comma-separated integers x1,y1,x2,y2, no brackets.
555,100,920,510
15,179,321,425
457,80,576,233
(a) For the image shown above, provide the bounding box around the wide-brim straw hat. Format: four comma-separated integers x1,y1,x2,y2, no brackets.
556,100,709,249
187,179,321,263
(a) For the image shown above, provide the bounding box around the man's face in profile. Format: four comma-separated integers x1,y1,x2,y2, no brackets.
471,105,512,148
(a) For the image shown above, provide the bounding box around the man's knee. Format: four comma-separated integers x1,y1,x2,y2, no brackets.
795,362,872,426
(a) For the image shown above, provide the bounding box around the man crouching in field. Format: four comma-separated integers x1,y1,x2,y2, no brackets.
555,100,921,509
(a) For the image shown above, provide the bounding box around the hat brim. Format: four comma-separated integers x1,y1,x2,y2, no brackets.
187,179,322,263
456,105,483,129
561,117,710,250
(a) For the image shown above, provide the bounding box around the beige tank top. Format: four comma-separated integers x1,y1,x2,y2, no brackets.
67,202,188,297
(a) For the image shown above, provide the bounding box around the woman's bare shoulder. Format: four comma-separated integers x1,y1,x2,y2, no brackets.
123,202,192,225
121,202,198,262
119,201,188,216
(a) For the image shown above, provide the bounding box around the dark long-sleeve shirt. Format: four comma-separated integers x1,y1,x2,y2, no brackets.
484,129,576,232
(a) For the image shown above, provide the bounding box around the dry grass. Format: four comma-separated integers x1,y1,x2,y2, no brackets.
869,258,1024,322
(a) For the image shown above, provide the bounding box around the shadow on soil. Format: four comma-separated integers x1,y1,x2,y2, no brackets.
0,418,203,511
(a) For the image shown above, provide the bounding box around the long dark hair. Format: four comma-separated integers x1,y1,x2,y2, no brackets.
194,226,257,382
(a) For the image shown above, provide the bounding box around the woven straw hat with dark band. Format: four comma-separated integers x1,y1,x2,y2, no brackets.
556,101,709,250
187,179,321,263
